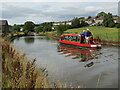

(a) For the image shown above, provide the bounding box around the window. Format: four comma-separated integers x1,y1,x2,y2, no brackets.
72,36,76,41
69,36,73,41
64,35,80,42
64,36,69,40
77,36,80,42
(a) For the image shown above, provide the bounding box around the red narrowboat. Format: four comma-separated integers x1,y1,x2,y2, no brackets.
58,34,101,49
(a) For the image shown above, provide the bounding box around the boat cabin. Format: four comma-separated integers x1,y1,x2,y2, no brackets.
59,34,101,49
60,34,92,44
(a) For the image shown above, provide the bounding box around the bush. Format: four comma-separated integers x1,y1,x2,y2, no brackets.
115,23,120,28
23,30,29,35
56,25,67,36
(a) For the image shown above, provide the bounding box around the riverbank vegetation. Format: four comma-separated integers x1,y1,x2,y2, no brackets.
2,37,79,88
1,39,49,88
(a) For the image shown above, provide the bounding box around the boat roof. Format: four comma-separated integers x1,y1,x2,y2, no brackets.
63,34,80,36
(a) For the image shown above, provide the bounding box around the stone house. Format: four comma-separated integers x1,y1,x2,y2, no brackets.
0,20,9,33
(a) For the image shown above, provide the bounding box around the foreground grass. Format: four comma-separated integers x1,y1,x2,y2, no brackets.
65,26,119,42
1,38,80,88
1,40,49,88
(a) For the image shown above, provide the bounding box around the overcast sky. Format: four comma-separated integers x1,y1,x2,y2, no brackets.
0,1,119,25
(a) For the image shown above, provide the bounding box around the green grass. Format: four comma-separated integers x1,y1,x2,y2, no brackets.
65,26,119,42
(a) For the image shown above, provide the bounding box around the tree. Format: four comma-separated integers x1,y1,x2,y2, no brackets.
42,25,52,33
65,25,72,29
97,12,107,18
87,16,92,19
72,17,80,28
23,21,35,32
80,20,89,27
79,17,85,20
40,22,53,32
95,16,99,18
56,25,67,36
23,30,29,35
35,26,43,33
12,24,20,33
102,13,115,27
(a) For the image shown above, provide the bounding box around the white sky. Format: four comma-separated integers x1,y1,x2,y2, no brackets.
0,0,119,25
1,0,120,2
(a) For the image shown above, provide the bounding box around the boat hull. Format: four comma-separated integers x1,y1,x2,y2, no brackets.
59,40,101,49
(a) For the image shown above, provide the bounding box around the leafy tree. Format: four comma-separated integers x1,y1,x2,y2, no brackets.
97,12,107,18
87,16,92,19
23,21,35,32
102,13,115,27
65,25,72,29
43,25,52,33
35,26,43,33
79,17,85,20
41,22,52,27
12,24,20,33
80,20,89,27
40,22,53,32
23,30,29,35
95,16,99,18
56,25,67,36
72,17,80,28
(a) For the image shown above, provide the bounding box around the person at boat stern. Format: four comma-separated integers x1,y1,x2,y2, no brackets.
85,28,93,44
80,30,86,43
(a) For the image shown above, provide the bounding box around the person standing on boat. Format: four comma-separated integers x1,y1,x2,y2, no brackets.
80,30,86,43
85,28,93,44
80,30,86,36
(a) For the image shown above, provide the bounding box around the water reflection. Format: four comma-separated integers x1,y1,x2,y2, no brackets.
24,37,35,44
57,44,101,67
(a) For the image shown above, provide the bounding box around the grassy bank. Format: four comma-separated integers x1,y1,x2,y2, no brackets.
1,39,49,88
1,36,76,88
65,26,119,42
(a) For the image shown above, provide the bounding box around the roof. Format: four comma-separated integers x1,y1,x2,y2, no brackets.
63,34,80,36
86,17,95,21
53,21,71,23
0,20,8,25
113,16,120,20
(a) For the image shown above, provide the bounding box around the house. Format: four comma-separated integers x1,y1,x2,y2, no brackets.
113,16,120,23
19,25,24,32
85,17,95,25
0,20,9,34
52,21,72,29
94,17,103,24
53,21,72,26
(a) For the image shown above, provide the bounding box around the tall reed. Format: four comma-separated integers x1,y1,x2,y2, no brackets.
1,40,49,88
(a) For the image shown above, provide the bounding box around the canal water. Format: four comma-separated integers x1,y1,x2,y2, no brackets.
13,36,118,88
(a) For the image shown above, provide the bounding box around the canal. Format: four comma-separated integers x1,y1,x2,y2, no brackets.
13,36,118,88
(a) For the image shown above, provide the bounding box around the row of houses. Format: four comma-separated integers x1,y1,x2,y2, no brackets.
52,16,120,29
86,16,120,25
